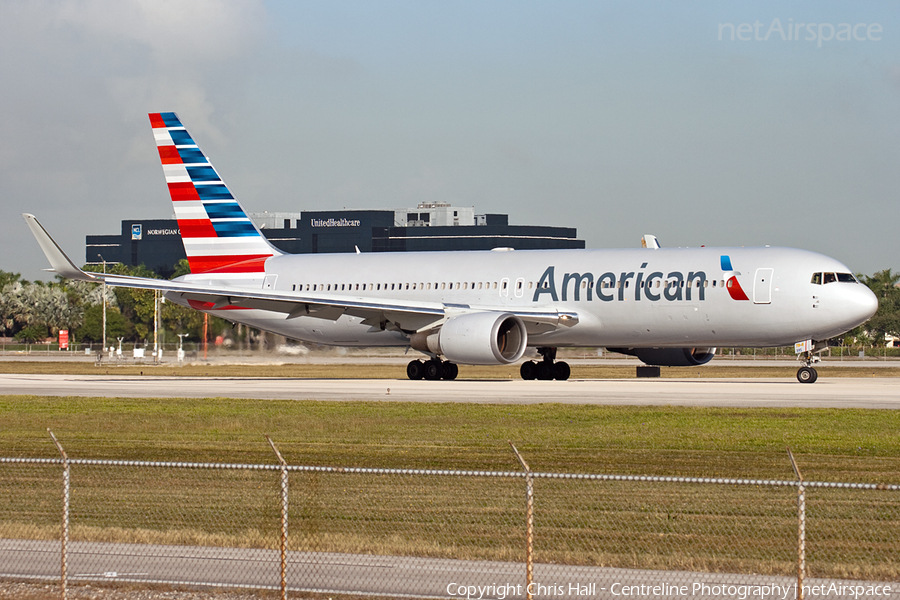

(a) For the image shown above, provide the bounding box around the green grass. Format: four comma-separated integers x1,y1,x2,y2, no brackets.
3,396,900,478
2,396,900,581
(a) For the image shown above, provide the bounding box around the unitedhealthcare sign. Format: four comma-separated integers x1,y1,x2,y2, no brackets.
310,218,361,227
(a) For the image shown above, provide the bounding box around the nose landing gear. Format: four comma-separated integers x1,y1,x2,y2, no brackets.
796,341,825,383
797,365,818,383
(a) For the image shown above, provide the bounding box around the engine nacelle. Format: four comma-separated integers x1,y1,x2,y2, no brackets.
410,312,528,365
608,347,716,367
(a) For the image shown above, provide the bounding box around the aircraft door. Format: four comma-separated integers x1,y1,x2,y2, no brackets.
753,268,773,304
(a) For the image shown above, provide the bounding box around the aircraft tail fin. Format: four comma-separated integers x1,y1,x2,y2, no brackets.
149,112,283,275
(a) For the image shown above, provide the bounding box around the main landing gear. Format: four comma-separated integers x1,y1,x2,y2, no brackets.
520,347,570,381
407,358,458,381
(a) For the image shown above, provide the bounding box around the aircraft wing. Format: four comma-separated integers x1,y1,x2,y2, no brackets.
24,214,578,334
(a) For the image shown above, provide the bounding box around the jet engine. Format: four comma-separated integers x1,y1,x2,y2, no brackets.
410,312,527,365
608,347,716,367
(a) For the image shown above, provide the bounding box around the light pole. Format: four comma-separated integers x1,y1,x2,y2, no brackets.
97,254,106,355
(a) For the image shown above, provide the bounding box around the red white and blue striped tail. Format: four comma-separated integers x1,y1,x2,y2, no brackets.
149,112,282,275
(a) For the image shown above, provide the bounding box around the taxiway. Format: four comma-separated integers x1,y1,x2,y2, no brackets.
2,373,897,408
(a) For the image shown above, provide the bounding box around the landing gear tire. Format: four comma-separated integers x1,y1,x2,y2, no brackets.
797,366,818,384
406,360,425,380
536,361,553,380
442,362,459,381
424,359,443,381
521,347,570,381
520,361,537,380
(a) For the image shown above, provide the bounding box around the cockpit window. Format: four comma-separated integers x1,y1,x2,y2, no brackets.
812,272,857,285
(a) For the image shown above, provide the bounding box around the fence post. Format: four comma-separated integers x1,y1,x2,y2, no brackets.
48,430,69,600
267,436,289,600
509,443,534,600
787,448,806,600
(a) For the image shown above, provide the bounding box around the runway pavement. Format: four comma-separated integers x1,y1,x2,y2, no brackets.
1,373,897,408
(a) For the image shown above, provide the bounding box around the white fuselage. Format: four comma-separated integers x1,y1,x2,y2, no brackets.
171,245,877,350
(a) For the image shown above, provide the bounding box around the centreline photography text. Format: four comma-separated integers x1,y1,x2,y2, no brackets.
445,581,894,599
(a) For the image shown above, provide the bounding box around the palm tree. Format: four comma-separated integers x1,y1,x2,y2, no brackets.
861,269,900,345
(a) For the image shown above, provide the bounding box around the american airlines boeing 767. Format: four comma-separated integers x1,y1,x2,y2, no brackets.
24,112,878,383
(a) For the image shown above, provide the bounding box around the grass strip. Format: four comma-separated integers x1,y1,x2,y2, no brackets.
2,397,899,580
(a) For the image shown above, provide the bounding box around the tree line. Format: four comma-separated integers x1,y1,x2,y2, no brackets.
1,264,898,348
0,260,228,347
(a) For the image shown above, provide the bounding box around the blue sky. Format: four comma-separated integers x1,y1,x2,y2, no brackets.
2,1,898,281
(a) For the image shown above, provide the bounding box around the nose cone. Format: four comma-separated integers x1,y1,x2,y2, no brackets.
814,282,879,340
845,284,879,329
858,285,879,321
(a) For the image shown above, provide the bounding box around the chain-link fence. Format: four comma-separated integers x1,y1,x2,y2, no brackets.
2,444,899,600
